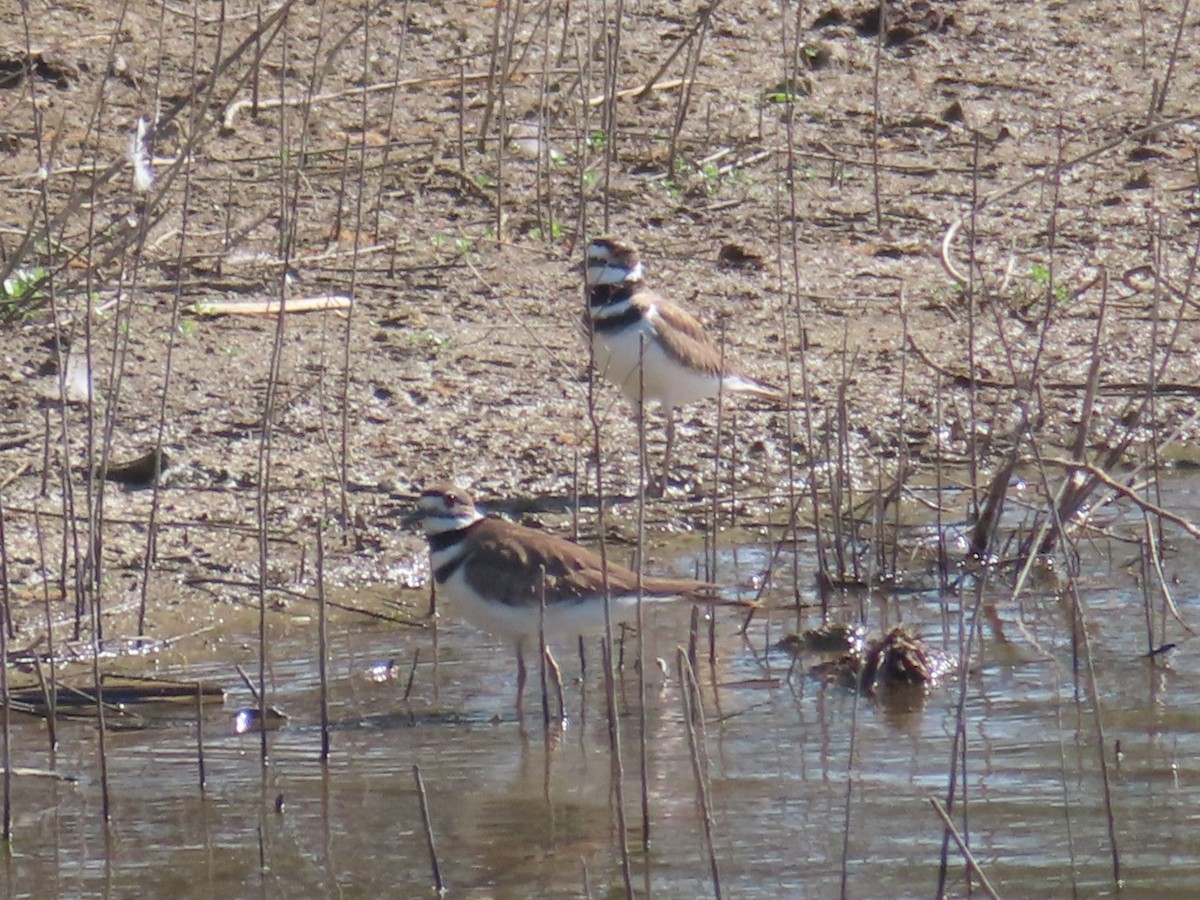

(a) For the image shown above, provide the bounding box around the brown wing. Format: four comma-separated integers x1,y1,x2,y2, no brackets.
636,288,727,378
641,289,783,400
461,518,717,608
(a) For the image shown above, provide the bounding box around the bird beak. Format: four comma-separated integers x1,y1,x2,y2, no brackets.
400,507,424,530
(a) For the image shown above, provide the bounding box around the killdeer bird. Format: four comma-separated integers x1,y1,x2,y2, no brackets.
584,236,781,494
414,484,722,713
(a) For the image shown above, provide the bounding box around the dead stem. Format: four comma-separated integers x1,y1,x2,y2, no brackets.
413,764,445,893
1065,578,1123,888
584,228,633,896
636,336,651,851
676,648,722,899
928,797,1002,900
318,521,330,763
936,578,987,897
0,485,10,842
402,650,420,703
195,679,206,793
665,0,717,177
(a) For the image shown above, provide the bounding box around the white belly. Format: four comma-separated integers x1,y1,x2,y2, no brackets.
591,323,722,410
439,566,668,645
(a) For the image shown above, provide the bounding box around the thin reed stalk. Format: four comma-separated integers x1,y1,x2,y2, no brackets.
196,680,207,792
636,336,651,851
403,649,420,703
936,578,987,897
1022,442,1124,887
929,798,1002,900
318,522,330,763
665,0,718,176
538,565,551,726
1049,660,1079,892
676,649,721,899
1064,579,1122,887
711,329,727,578
0,487,9,843
89,582,111,822
600,0,626,232
964,134,982,516
139,72,199,637
1155,0,1191,112
334,18,373,529
584,235,633,897
869,0,884,229
775,0,825,593
31,655,56,757
413,764,444,893
838,653,862,900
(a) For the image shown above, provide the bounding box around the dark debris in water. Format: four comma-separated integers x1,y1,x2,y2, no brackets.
782,624,954,697
6,675,224,724
1143,643,1177,658
859,626,952,691
776,622,868,657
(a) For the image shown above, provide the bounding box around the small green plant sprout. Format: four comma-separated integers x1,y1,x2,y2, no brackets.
1028,264,1070,304
430,233,476,259
403,329,450,355
529,220,564,242
762,77,811,104
697,161,744,194
0,265,50,323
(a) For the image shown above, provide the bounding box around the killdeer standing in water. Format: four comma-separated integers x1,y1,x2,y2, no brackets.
584,236,781,495
414,484,722,713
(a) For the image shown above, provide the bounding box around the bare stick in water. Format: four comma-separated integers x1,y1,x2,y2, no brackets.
413,764,444,893
929,797,1002,900
0,487,10,842
318,522,330,763
196,679,206,792
538,565,551,726
677,649,721,899
403,649,420,703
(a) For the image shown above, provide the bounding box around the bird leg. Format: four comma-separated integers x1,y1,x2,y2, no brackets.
654,408,677,497
545,647,566,722
517,641,565,721
635,397,658,499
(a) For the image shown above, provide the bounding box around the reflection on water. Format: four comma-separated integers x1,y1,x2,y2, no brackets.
3,522,1200,899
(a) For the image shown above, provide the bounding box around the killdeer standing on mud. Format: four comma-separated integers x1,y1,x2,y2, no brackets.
414,484,723,713
584,236,781,494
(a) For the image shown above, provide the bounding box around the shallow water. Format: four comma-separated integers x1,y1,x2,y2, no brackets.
4,498,1200,899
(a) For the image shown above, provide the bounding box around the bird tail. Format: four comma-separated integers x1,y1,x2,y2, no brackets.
722,374,785,402
639,576,761,609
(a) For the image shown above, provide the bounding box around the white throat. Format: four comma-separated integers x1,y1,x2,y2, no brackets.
420,507,483,536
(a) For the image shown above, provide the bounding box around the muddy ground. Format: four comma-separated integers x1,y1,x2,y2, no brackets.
0,1,1198,650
